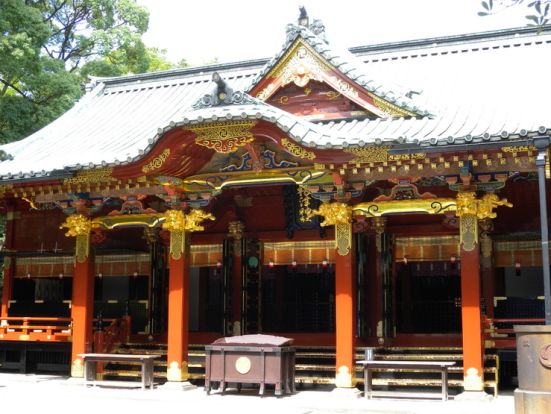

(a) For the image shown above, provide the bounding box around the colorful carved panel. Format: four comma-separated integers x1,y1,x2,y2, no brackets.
190,121,256,153
221,148,298,172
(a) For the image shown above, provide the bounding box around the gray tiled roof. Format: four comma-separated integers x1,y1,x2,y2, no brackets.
0,26,550,181
246,23,427,116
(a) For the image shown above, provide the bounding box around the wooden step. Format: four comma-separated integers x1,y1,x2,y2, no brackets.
107,343,499,396
295,364,335,372
295,376,334,384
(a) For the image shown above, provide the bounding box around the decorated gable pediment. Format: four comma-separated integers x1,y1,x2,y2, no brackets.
266,80,371,121
249,31,423,121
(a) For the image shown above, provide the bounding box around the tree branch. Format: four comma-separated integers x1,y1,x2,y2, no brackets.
0,78,34,102
42,0,69,23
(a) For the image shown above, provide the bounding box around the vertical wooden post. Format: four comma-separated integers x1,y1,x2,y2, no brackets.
60,214,95,378
231,247,242,334
1,206,16,318
304,202,358,387
457,192,485,392
162,208,214,382
456,191,512,393
71,254,94,376
459,217,484,392
335,234,356,388
372,217,387,342
456,191,511,393
166,233,190,381
228,221,245,335
1,257,14,318
479,219,495,320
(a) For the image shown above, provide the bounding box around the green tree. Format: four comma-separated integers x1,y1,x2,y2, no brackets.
0,0,65,142
80,47,183,78
479,0,550,25
0,0,181,144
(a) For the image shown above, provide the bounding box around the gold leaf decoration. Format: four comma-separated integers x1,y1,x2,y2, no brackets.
60,214,95,262
476,193,513,220
335,222,352,256
64,168,114,185
255,40,330,101
325,91,341,100
456,191,512,252
460,214,478,252
388,153,426,161
310,202,353,256
0,184,13,196
161,209,215,260
60,214,94,237
298,186,313,223
311,202,353,227
142,148,170,174
456,191,512,220
501,146,536,153
369,94,418,118
344,146,390,164
281,138,316,160
190,121,256,153
256,84,275,101
273,44,327,88
329,76,358,98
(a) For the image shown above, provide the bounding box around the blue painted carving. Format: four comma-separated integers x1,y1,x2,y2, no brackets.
222,153,253,172
221,149,298,172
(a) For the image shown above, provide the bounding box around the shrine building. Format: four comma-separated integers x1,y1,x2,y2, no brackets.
1,12,551,395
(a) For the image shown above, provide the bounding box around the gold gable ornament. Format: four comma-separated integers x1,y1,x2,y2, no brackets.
311,202,353,256
190,121,256,153
142,148,170,173
270,41,328,89
455,191,512,251
281,138,316,160
161,209,215,260
60,214,96,263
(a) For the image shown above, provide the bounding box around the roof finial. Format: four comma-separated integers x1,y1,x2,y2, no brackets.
298,5,309,27
286,5,328,44
192,72,256,109
212,72,227,101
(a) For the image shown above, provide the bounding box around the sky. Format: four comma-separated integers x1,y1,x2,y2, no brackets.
136,0,533,66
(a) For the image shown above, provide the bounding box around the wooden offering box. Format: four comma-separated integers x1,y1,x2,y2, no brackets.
205,334,295,396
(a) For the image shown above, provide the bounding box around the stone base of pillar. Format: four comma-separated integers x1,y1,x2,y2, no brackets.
454,390,493,401
462,368,484,392
331,386,362,398
335,366,356,388
515,388,551,414
160,381,196,391
232,320,241,336
71,359,84,378
166,361,189,382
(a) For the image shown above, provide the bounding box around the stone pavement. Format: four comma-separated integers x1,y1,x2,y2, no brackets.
0,373,514,414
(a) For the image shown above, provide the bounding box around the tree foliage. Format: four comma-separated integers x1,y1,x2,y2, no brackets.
0,0,185,144
479,0,551,25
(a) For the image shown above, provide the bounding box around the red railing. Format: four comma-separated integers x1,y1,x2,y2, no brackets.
92,316,131,375
93,316,131,354
484,317,545,348
0,317,72,342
